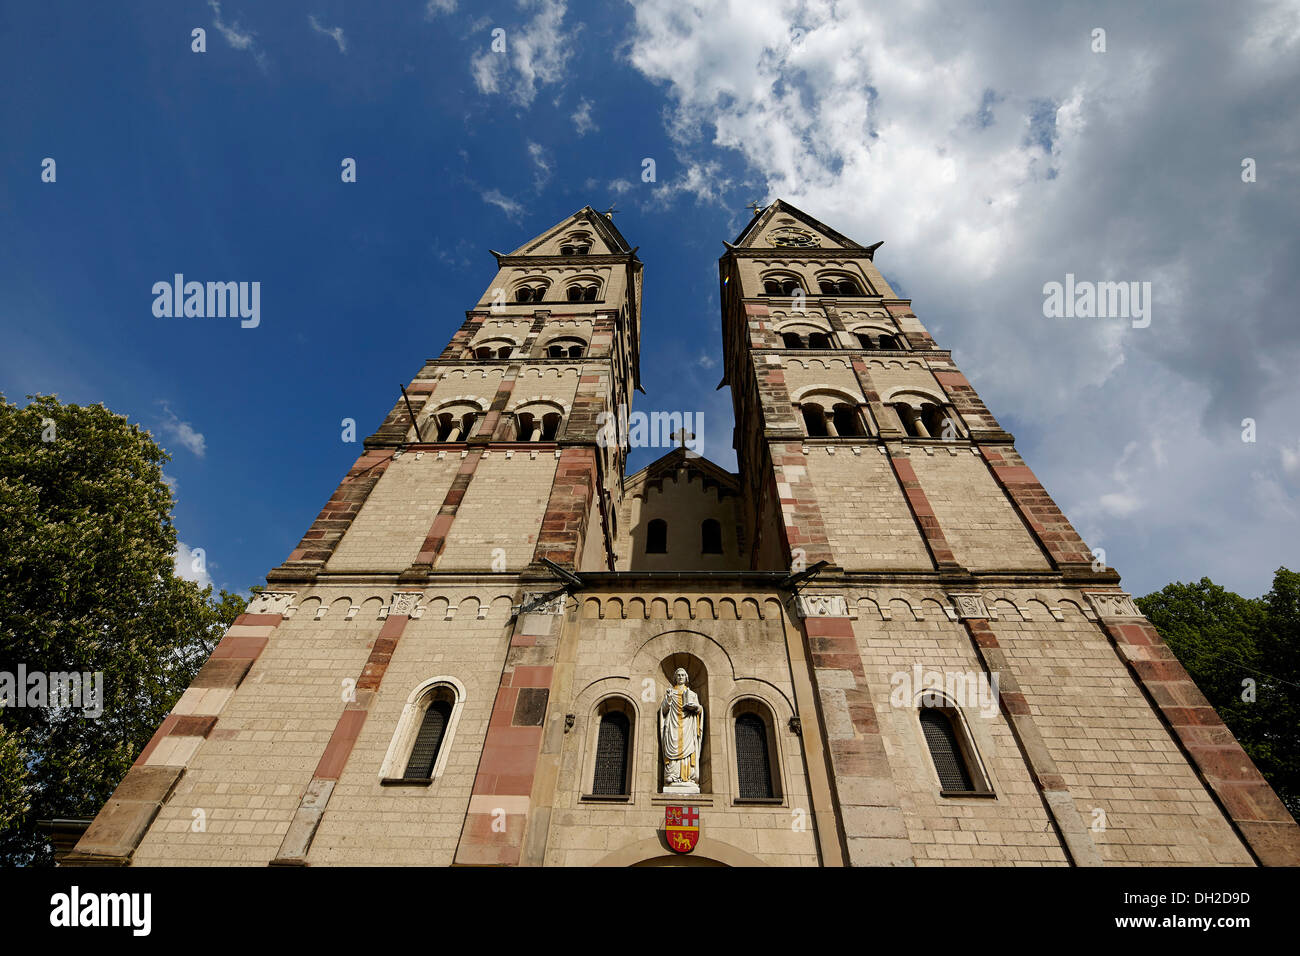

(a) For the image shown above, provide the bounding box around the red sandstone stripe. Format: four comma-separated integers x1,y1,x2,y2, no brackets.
315,709,368,780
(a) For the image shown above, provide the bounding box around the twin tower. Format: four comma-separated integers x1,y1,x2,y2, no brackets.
71,202,1297,866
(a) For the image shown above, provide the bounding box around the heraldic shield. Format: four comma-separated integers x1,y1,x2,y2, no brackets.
665,805,699,853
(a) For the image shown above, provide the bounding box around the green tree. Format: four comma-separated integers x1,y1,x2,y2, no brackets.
1253,568,1300,815
1137,570,1299,819
0,394,246,864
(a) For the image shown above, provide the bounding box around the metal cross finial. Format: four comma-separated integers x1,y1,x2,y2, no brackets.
671,428,695,449
747,200,764,217
603,204,619,219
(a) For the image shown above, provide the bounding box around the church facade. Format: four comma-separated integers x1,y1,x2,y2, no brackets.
70,202,1299,866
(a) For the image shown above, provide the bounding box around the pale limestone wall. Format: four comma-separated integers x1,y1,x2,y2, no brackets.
858,258,900,299
535,318,596,349
614,472,745,571
508,365,582,410
326,455,460,572
546,595,820,866
766,307,829,330
781,357,865,405
428,366,507,411
800,449,932,570
862,359,946,401
470,319,533,348
131,593,387,865
990,593,1254,865
837,307,898,330
438,454,559,571
907,452,1051,571
843,601,1069,865
306,591,515,865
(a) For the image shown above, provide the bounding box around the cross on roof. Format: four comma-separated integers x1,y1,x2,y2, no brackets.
747,200,764,217
603,204,619,219
671,428,695,449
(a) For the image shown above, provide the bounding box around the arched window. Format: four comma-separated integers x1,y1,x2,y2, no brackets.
818,275,862,296
403,698,452,780
545,336,587,358
831,403,866,437
515,284,547,304
735,712,775,799
890,402,921,437
919,706,983,793
471,338,516,360
762,275,803,296
855,331,877,349
567,283,599,302
801,403,829,437
800,393,868,438
591,711,631,796
646,518,668,554
878,334,901,350
514,403,565,441
430,406,480,442
890,397,958,439
921,403,948,439
781,331,805,349
379,678,465,785
701,519,723,554
807,332,832,349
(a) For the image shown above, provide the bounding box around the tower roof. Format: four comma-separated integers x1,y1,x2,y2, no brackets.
505,205,635,257
727,198,880,256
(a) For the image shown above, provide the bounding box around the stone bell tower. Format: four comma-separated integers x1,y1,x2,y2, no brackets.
718,199,1299,866
67,207,647,867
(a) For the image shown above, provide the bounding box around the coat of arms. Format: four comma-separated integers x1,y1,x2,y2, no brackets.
665,805,699,853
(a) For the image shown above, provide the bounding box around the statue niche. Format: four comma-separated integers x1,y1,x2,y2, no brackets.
659,666,705,794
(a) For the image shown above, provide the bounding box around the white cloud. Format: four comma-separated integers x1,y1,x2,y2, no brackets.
480,188,525,220
527,141,552,189
308,15,347,53
425,0,457,16
651,160,731,207
173,541,213,590
625,0,1300,596
156,402,207,458
470,0,576,106
1282,439,1300,481
572,97,597,135
208,0,266,67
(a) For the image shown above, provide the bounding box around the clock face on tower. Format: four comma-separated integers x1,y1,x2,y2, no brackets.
768,226,819,247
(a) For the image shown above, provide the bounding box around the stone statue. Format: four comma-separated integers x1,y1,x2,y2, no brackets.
659,667,704,793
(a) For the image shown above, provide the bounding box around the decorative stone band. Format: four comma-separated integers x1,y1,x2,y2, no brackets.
518,591,566,616
1086,590,1300,866
947,593,990,621
64,602,293,865
1082,591,1142,620
794,593,854,619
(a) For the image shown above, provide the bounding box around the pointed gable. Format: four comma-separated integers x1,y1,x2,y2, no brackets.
732,199,866,252
506,206,632,258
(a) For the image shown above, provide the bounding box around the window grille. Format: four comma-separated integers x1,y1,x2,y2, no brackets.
592,711,630,795
736,712,774,799
403,699,452,779
920,708,974,791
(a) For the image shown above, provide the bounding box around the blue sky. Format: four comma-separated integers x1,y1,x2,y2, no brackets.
2,1,1298,600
